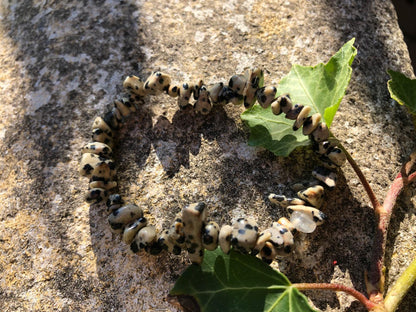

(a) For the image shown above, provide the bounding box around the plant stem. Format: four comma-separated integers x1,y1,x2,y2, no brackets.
366,152,416,298
384,256,416,312
336,141,382,211
293,283,377,310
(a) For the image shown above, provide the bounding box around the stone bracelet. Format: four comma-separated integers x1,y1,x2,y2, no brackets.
79,69,346,264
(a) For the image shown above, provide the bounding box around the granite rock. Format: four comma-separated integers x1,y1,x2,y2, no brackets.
0,0,415,311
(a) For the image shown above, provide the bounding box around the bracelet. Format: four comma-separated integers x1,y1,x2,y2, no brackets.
79,69,346,265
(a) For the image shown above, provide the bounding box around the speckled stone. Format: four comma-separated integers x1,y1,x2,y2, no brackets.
0,1,415,312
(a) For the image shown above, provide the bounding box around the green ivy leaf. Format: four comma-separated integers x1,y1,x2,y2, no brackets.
241,38,357,156
170,249,318,312
387,69,416,114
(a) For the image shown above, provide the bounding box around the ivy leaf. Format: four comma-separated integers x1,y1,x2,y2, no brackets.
241,38,357,156
170,249,318,312
387,69,416,114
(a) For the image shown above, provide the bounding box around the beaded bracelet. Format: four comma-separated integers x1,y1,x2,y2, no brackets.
79,69,347,265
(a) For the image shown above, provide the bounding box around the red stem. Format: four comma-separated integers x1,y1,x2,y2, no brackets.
293,283,377,310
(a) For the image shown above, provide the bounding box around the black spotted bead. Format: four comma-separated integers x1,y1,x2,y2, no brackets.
79,153,113,179
106,194,124,212
81,142,113,158
268,194,305,208
312,166,337,189
292,106,311,131
143,71,171,95
130,225,157,253
202,221,220,251
218,86,243,106
89,180,117,191
276,94,293,114
310,122,329,142
92,116,114,137
85,188,108,204
231,217,259,254
208,82,225,105
123,75,146,96
167,85,179,98
178,83,194,108
243,68,264,108
92,128,114,148
192,79,204,100
285,104,304,120
167,214,186,247
327,147,346,167
297,185,325,208
181,202,207,264
158,230,182,255
114,98,133,117
194,86,212,115
218,225,233,254
108,204,144,233
256,86,277,108
228,74,247,95
259,241,277,264
122,217,148,244
302,113,322,135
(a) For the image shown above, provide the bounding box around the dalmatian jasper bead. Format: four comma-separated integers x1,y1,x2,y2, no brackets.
192,79,204,100
92,117,113,138
167,85,179,98
259,241,277,264
314,138,338,155
144,71,171,95
231,217,259,254
122,217,148,244
158,230,182,255
252,230,272,255
327,147,346,167
85,188,108,204
268,194,306,208
79,153,107,177
271,100,282,115
178,83,194,108
277,217,296,234
302,113,322,135
167,214,186,247
102,108,122,130
219,86,243,105
228,74,247,95
194,86,212,115
208,82,224,105
89,180,117,191
276,94,293,114
108,204,144,233
297,185,325,208
181,202,207,264
130,225,157,253
285,104,304,120
106,194,124,213
91,160,116,181
219,224,233,254
114,98,132,117
81,142,113,158
202,221,220,251
287,205,327,226
310,122,329,142
92,128,113,148
312,166,337,189
123,75,146,96
243,68,264,108
293,106,312,131
256,86,277,108
271,222,294,256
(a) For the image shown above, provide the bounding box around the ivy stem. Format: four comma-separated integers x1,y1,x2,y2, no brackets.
384,255,416,312
293,283,377,310
336,140,382,211
366,152,416,300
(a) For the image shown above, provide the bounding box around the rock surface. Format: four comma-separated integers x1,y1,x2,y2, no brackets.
0,0,415,311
